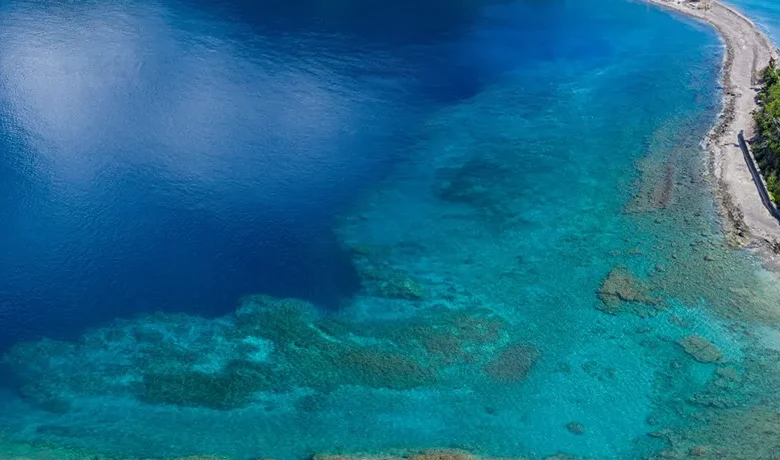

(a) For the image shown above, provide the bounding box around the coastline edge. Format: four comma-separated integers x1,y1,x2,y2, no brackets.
647,0,780,269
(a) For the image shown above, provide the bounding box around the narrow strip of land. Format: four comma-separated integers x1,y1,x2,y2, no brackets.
649,0,780,261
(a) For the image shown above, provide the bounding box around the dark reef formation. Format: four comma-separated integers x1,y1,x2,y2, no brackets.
4,294,538,412
596,265,661,316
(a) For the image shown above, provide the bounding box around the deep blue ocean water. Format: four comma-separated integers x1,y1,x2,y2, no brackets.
0,0,668,347
0,0,500,346
3,0,780,458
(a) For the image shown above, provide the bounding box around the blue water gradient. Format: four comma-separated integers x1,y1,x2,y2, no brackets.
0,0,645,347
3,0,780,459
0,0,504,346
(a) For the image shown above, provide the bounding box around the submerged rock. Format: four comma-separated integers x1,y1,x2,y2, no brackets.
482,342,540,383
159,457,235,460
5,295,460,411
140,361,280,410
332,346,438,390
379,310,507,366
668,404,780,459
4,291,540,413
677,335,723,363
626,162,676,214
314,450,495,460
434,157,514,214
715,366,741,382
596,265,659,315
377,272,425,300
348,247,426,300
0,433,236,460
566,422,585,435
688,445,710,457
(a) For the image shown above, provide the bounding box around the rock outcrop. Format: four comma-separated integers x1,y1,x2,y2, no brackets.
482,342,540,383
596,265,660,315
677,335,723,363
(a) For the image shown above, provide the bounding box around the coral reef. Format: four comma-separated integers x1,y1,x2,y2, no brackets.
140,360,279,409
0,433,235,460
434,158,510,208
624,116,709,216
349,247,426,300
313,449,592,460
376,272,426,300
433,156,527,221
648,405,780,460
330,346,438,390
596,266,660,316
636,163,675,213
676,335,722,364
482,342,540,384
314,449,481,460
3,294,533,411
374,309,507,366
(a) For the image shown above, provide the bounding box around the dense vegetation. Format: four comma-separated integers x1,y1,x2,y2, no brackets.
754,59,780,202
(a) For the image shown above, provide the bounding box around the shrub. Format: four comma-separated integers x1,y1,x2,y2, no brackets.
754,59,780,204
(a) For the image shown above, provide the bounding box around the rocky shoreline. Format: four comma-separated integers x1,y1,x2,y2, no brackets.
648,0,780,268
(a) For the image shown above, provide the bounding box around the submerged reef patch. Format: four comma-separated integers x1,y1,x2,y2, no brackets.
626,163,676,214
349,246,427,300
314,450,481,460
3,293,535,411
373,309,508,366
433,156,527,221
647,375,780,459
328,346,438,390
596,265,661,316
482,342,540,384
140,360,280,409
313,449,592,460
0,431,235,460
676,335,723,364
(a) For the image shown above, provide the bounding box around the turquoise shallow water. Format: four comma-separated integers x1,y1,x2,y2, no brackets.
5,0,780,459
